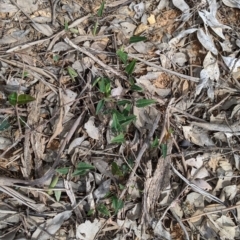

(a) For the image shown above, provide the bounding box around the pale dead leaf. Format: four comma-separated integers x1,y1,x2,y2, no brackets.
111,86,123,97
62,89,77,119
31,23,53,37
0,3,18,13
84,117,99,140
192,179,212,191
0,137,12,150
220,185,237,201
186,192,204,208
191,167,209,179
182,125,215,146
68,136,86,154
76,219,104,240
52,42,71,52
32,211,72,240
215,215,236,239
186,156,203,168
0,30,29,45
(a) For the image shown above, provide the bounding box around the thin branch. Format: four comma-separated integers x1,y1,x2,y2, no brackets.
64,37,128,81
120,113,161,199
128,53,200,82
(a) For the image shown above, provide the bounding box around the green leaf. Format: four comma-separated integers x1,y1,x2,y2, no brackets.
111,110,125,122
111,133,125,144
56,167,70,175
67,66,78,80
64,19,69,30
8,92,18,105
72,169,88,176
53,55,59,62
8,92,35,105
116,49,128,65
119,115,136,127
69,28,79,34
111,195,124,214
92,77,101,87
48,175,59,195
111,162,123,176
97,203,110,217
0,119,11,131
23,71,29,78
121,159,133,175
87,209,95,216
125,60,136,75
72,162,95,176
151,137,159,148
97,1,105,17
92,21,98,36
161,143,167,159
96,99,105,114
117,99,131,106
54,190,61,202
16,94,35,105
98,77,110,94
122,104,132,116
129,35,147,43
111,113,122,132
105,81,111,97
77,162,95,170
135,99,156,108
119,184,125,190
129,76,135,85
131,84,143,92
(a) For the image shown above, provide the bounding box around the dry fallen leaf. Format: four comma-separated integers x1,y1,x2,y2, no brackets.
84,117,99,140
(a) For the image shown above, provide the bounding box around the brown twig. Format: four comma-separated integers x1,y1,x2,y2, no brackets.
119,113,161,199
182,204,240,222
128,53,200,82
64,37,128,81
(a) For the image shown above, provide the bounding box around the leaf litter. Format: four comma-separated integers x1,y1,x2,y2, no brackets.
0,0,240,239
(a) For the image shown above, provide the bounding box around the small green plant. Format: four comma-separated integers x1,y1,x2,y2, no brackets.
0,118,11,131
8,92,35,106
129,35,147,43
53,54,60,62
97,203,110,217
64,19,78,33
111,195,124,214
67,66,78,81
161,129,174,159
93,77,111,114
96,194,124,217
151,137,159,148
22,71,29,78
48,175,61,202
56,167,70,175
111,159,133,177
72,162,95,176
93,35,156,144
93,1,105,35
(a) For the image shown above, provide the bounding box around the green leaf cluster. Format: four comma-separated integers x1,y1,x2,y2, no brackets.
111,159,133,177
96,195,124,217
67,66,78,81
93,77,112,114
72,162,95,176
